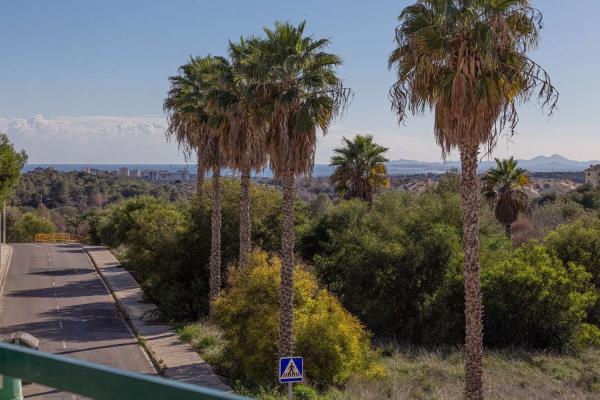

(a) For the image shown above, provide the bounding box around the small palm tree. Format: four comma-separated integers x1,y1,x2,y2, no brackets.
482,157,529,239
164,56,231,311
257,21,350,358
330,134,390,203
389,1,558,399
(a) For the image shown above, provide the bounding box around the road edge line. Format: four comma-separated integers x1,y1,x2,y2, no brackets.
79,245,161,375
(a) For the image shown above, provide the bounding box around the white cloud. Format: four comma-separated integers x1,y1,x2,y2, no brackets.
0,114,186,163
0,114,596,165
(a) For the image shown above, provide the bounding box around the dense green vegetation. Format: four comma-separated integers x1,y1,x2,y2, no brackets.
0,134,27,202
86,175,600,396
15,168,191,209
5,168,192,241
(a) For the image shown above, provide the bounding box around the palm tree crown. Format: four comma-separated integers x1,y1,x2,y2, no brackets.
258,21,351,177
330,134,390,203
482,157,529,238
389,0,558,156
164,56,231,176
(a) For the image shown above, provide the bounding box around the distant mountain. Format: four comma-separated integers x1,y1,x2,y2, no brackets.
382,154,599,174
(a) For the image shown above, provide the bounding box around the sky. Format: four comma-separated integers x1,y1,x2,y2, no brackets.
0,0,598,164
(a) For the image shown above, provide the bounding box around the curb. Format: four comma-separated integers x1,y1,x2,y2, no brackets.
0,245,13,295
80,245,162,374
81,245,230,391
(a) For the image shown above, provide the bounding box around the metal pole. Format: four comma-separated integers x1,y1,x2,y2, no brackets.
0,374,23,400
287,382,292,400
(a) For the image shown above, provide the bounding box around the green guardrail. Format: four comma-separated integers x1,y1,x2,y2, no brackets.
0,342,250,400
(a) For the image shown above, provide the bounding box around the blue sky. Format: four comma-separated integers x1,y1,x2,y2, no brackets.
0,0,598,163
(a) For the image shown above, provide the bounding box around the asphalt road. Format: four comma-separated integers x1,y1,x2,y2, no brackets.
0,243,155,399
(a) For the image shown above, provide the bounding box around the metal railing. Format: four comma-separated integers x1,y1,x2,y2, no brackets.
34,233,80,243
0,343,249,400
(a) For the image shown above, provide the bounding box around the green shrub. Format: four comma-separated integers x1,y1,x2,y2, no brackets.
178,321,228,371
572,324,600,350
422,239,596,351
213,251,380,388
293,384,319,400
483,243,597,350
567,184,600,211
90,180,310,321
300,191,463,342
11,212,56,242
545,218,600,323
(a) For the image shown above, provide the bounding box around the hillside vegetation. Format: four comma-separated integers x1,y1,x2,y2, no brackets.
82,174,600,397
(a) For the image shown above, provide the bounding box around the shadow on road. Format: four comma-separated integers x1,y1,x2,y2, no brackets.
6,278,107,299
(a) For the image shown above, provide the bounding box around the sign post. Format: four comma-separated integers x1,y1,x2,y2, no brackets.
279,357,303,400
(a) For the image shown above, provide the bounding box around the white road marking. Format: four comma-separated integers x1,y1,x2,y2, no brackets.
62,340,67,350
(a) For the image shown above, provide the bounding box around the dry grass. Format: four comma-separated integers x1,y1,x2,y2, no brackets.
178,321,600,399
337,348,600,400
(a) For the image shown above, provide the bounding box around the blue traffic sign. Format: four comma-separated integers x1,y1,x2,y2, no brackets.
279,357,303,383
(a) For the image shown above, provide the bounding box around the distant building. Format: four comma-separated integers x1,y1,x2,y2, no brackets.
585,165,600,187
118,167,129,177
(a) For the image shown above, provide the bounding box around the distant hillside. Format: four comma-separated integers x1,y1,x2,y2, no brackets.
385,154,600,174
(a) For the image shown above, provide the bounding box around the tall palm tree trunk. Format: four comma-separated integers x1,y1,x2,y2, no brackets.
460,144,484,400
278,168,295,358
209,164,222,313
196,153,204,196
239,166,252,268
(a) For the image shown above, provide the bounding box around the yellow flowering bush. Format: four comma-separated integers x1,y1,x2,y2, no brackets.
213,251,381,388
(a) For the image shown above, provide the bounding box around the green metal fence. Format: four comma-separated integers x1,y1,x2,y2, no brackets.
0,342,250,400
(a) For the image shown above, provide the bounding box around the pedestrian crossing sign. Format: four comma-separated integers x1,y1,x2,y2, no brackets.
279,357,303,383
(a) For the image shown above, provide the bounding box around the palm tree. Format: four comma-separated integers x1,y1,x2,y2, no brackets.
217,38,270,269
330,134,389,204
389,2,558,399
164,56,231,311
257,22,350,358
482,157,529,239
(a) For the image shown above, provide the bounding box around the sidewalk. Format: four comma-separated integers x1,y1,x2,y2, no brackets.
83,246,230,392
0,244,12,293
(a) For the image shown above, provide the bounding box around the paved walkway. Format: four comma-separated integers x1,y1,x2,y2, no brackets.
83,246,230,391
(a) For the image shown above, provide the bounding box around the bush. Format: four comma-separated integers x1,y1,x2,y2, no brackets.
90,180,310,321
300,191,463,342
421,238,596,351
421,233,513,346
178,321,228,371
567,184,600,211
11,212,56,242
213,251,379,388
545,218,600,323
531,197,587,238
483,243,597,350
94,196,211,319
